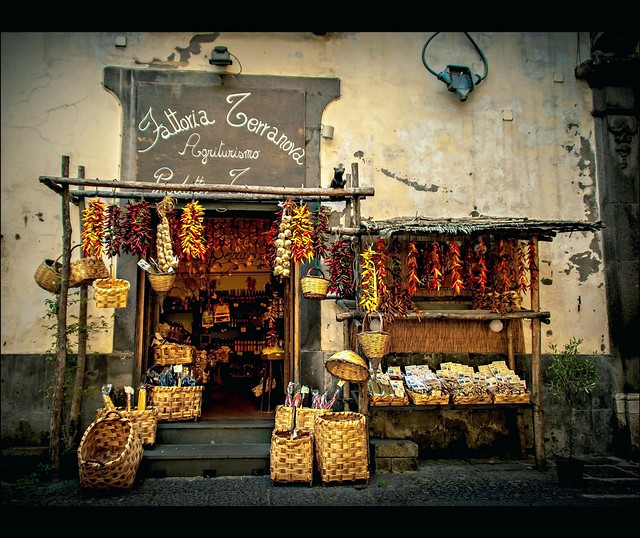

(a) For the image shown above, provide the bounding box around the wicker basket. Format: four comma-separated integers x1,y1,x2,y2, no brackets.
368,393,410,406
95,407,159,446
275,405,329,433
300,266,330,299
153,343,194,365
492,391,531,404
325,350,370,383
356,311,390,360
148,272,176,293
314,411,370,484
148,385,203,421
406,389,450,405
270,429,314,486
68,245,109,287
34,258,63,293
77,410,143,490
451,393,493,405
93,265,130,308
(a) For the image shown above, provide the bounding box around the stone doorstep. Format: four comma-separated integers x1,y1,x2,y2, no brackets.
370,439,419,473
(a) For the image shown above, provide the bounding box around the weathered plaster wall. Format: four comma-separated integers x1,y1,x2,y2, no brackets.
2,32,618,458
2,31,607,357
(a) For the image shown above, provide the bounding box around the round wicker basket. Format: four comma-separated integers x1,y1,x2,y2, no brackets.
325,350,370,383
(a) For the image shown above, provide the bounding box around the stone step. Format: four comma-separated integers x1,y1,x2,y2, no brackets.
154,418,274,445
141,442,271,478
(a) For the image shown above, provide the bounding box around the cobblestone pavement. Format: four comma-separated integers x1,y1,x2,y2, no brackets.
2,456,637,528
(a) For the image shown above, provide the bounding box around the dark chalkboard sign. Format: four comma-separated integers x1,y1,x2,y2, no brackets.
135,84,306,190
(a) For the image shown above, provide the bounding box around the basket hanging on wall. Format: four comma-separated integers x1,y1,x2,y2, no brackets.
356,310,390,362
300,266,330,300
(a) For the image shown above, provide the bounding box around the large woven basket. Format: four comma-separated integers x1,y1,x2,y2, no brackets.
314,411,370,484
275,405,329,433
34,258,63,293
270,429,314,486
96,406,159,446
153,343,194,365
148,385,203,421
68,245,109,287
300,266,330,299
93,265,130,308
357,311,390,360
325,350,370,383
77,410,143,490
148,272,176,293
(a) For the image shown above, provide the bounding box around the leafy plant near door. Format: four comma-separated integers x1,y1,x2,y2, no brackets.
546,337,599,484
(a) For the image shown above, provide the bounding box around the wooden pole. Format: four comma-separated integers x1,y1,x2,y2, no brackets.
68,165,88,449
530,236,546,470
49,155,72,480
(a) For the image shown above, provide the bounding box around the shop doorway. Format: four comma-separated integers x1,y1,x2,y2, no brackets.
142,206,291,419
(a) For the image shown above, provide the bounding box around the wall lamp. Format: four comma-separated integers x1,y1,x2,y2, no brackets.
209,46,233,66
421,32,489,102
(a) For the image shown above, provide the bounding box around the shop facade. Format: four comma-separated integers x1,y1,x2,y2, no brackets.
2,32,638,475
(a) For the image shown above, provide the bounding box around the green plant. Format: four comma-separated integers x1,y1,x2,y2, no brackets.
546,337,599,459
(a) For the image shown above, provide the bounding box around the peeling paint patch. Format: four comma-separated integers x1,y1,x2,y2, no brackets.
564,251,601,281
354,150,364,159
172,33,219,62
541,277,553,286
380,168,445,193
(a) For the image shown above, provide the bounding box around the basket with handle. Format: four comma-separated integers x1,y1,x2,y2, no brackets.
34,258,64,293
77,410,143,490
68,244,109,287
270,429,314,486
148,385,204,421
356,310,391,361
93,265,130,308
300,266,330,299
95,406,159,446
314,411,370,484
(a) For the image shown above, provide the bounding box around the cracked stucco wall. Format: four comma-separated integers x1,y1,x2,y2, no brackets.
1,31,607,358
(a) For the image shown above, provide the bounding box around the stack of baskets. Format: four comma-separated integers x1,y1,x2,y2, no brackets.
269,408,370,486
77,410,143,490
300,266,330,300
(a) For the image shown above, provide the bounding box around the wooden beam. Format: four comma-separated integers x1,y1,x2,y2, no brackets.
39,175,374,199
530,236,546,471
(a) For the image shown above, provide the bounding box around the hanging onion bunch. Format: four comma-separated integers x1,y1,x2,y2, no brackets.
272,200,294,278
180,200,207,261
122,200,153,256
155,196,179,273
81,197,107,258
